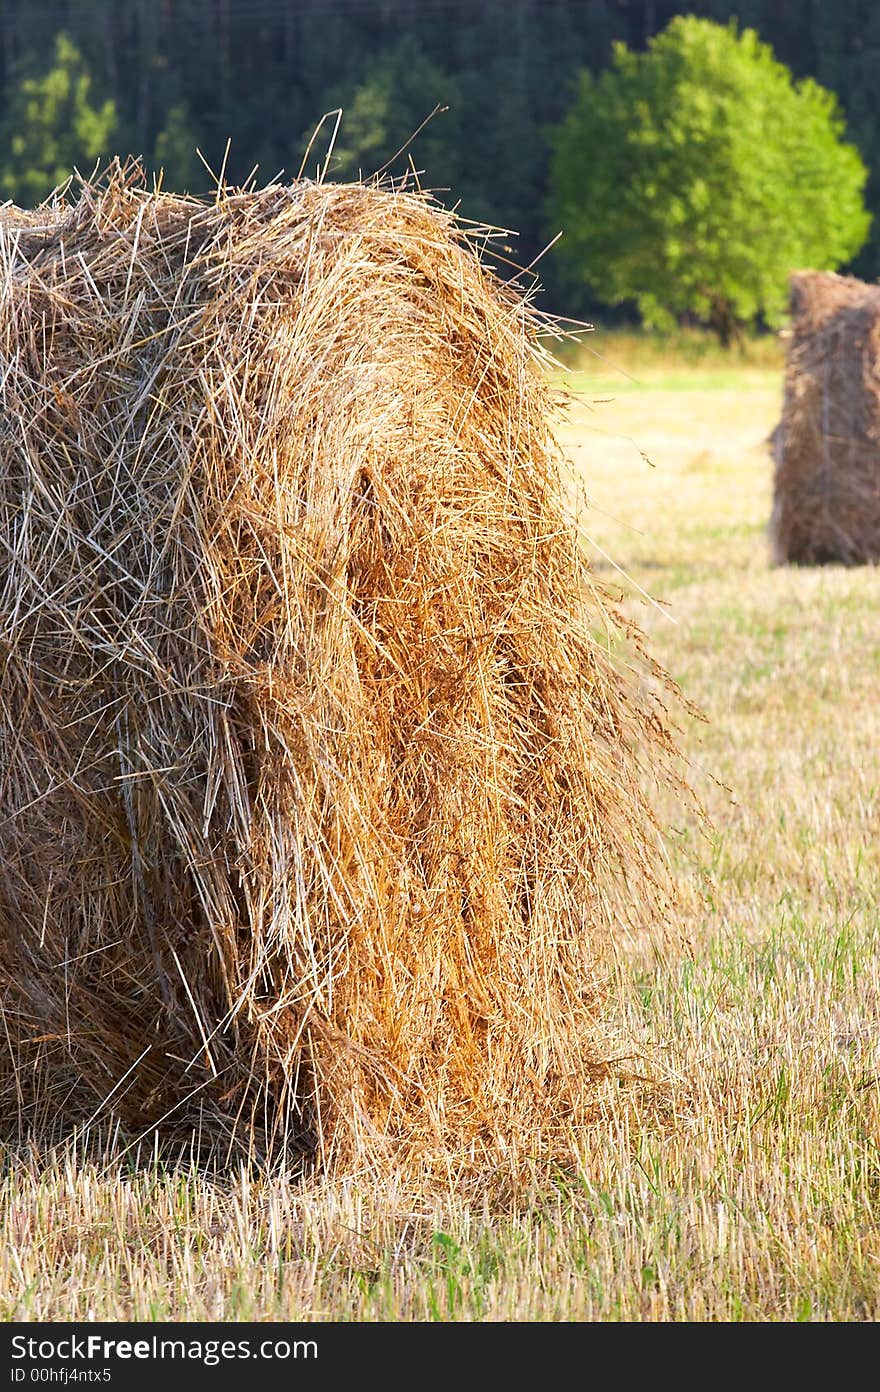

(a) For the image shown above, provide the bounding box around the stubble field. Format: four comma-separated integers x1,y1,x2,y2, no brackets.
3,341,879,1321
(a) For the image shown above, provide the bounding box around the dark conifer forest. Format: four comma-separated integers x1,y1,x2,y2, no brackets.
2,1,878,312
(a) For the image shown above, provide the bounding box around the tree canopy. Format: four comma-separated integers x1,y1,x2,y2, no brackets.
547,17,871,340
0,33,115,205
1,3,880,321
314,36,460,189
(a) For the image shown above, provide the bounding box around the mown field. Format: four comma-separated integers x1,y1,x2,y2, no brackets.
3,336,879,1321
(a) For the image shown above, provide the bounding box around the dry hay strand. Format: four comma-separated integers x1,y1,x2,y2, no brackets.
0,164,690,1179
771,269,880,565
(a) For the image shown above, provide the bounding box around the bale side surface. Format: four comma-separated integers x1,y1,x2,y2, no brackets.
0,170,687,1175
771,270,880,565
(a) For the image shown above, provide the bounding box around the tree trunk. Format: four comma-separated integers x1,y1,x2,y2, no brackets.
709,297,740,349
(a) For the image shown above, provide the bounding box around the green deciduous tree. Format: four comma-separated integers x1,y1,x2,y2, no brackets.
0,33,116,206
546,16,871,341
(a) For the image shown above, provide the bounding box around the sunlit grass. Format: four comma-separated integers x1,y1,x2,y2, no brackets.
552,324,785,393
3,348,879,1321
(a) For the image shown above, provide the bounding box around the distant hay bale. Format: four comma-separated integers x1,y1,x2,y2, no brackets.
771,270,880,565
0,167,687,1175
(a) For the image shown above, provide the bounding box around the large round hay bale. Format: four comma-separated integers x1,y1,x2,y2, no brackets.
771,270,880,566
0,169,685,1174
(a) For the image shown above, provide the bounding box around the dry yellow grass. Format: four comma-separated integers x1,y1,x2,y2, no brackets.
2,352,879,1321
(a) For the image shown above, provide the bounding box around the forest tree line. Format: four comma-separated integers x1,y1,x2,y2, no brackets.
2,0,879,314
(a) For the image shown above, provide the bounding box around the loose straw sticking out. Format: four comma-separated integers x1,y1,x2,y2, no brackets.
771,269,880,566
0,162,692,1183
